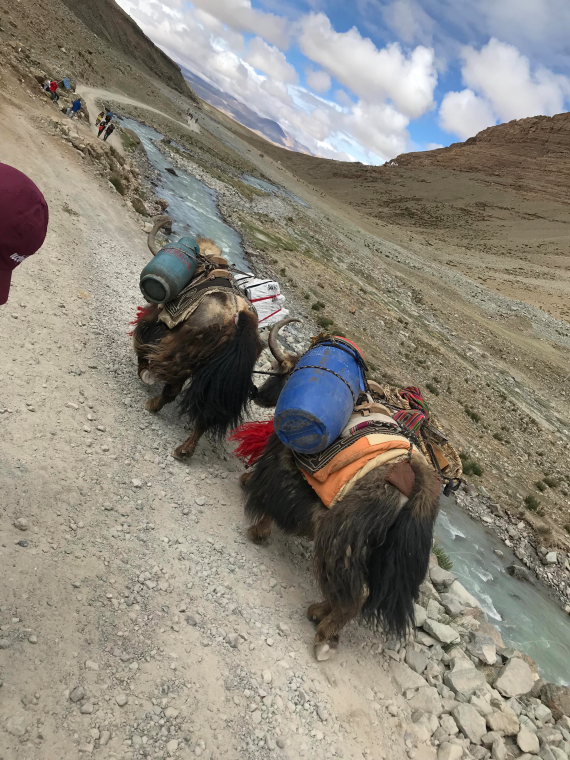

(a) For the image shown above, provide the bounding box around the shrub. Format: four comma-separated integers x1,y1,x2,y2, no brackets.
464,406,481,423
493,432,505,442
316,315,334,329
535,481,547,492
311,301,326,311
564,523,570,534
426,382,439,396
543,475,560,489
524,494,541,512
459,452,483,477
433,544,453,571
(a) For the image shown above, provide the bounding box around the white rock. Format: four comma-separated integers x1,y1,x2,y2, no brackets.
491,737,507,760
453,703,487,744
437,742,463,760
447,580,481,609
423,619,460,644
486,708,519,736
430,565,456,589
390,661,428,692
495,658,535,698
517,725,539,754
414,604,427,627
408,686,444,716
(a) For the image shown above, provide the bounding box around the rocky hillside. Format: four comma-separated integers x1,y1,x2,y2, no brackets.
60,0,188,94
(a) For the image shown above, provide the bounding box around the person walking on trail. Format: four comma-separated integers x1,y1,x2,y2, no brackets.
95,110,106,126
103,122,115,142
49,80,59,102
0,163,49,306
97,117,110,138
69,98,82,119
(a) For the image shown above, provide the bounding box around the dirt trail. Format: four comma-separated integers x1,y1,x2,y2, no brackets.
0,99,419,760
78,84,200,135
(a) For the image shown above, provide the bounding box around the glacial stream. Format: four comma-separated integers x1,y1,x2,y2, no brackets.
124,115,570,686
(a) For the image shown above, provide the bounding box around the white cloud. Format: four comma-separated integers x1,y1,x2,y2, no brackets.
306,69,332,94
190,0,291,48
298,12,437,119
461,38,570,122
246,37,298,84
439,89,495,139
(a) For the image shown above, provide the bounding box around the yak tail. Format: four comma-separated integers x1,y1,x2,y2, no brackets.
313,457,440,639
178,309,261,437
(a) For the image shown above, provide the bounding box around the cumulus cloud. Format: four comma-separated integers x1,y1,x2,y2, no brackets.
306,69,332,94
298,12,437,118
439,89,495,139
461,38,570,122
246,37,298,84
190,0,291,48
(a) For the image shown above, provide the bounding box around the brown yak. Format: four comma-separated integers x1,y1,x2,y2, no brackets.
132,216,271,460
238,335,441,661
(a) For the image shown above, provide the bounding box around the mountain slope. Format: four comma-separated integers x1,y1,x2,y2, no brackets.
60,0,187,94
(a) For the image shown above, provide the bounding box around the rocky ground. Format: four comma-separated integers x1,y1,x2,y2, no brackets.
1,8,569,760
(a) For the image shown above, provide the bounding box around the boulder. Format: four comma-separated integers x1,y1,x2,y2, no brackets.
437,742,463,760
477,623,505,649
486,708,520,736
469,632,498,665
405,647,429,675
439,593,466,617
132,196,150,216
541,683,570,721
453,703,487,744
414,603,427,627
491,737,508,760
444,662,486,697
430,565,456,589
506,564,531,582
544,552,558,565
495,658,535,698
517,725,540,754
423,619,460,645
408,686,444,716
447,580,482,609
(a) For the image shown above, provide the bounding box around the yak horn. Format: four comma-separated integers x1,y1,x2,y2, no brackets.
147,214,173,257
268,318,300,365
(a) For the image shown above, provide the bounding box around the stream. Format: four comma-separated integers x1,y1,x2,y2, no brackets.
123,115,570,687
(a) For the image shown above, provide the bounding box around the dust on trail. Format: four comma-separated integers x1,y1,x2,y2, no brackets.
0,98,415,760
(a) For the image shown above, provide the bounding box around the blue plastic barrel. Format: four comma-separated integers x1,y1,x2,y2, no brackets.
274,338,367,454
140,236,201,303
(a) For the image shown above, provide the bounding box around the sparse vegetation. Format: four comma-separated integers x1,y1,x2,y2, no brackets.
564,523,570,535
535,480,547,492
426,382,439,396
311,301,326,311
316,315,334,329
433,544,453,570
120,128,141,152
460,452,484,477
543,475,560,489
62,202,79,216
493,432,505,442
524,494,541,512
463,406,481,423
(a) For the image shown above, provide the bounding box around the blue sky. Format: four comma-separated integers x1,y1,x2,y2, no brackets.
117,0,570,163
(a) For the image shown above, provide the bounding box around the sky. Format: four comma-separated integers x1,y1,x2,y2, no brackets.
116,0,570,164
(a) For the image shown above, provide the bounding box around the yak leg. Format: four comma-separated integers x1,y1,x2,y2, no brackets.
146,381,184,413
172,425,205,461
247,513,273,543
312,603,359,662
307,600,332,625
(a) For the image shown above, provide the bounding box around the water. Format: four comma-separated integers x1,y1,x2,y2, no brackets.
436,500,570,685
120,118,249,269
242,173,309,207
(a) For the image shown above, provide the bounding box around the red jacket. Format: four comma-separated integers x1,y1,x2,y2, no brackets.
49,81,58,92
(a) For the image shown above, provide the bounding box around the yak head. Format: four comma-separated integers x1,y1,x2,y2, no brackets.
254,318,302,408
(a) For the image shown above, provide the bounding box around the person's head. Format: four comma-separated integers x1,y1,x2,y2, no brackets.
0,164,49,305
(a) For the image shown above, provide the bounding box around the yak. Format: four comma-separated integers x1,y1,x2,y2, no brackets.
237,334,442,661
132,217,268,460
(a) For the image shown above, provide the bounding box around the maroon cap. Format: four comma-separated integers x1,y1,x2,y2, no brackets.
0,163,49,304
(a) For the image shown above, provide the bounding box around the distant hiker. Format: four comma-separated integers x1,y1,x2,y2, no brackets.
97,120,107,138
103,123,115,141
49,80,59,102
0,163,49,305
95,110,106,126
69,98,82,118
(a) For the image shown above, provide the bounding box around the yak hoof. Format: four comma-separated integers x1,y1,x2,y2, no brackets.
247,525,270,544
314,642,335,662
140,369,155,385
172,446,193,462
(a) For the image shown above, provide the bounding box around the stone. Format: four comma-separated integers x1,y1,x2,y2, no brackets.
439,594,466,617
477,623,505,650
408,686,444,716
470,695,493,717
406,648,429,675
541,683,570,721
536,727,563,745
167,739,179,754
533,703,552,724
447,581,482,609
427,599,445,621
0,639,11,649
430,565,456,589
69,686,85,703
517,725,540,754
469,633,497,665
80,702,94,715
453,704,487,744
5,715,28,737
495,659,535,698
115,693,128,707
544,552,558,565
491,739,507,760
390,661,428,692
506,564,531,582
486,708,519,736
444,663,486,697
438,742,463,760
424,620,460,645
13,518,30,531
414,604,427,627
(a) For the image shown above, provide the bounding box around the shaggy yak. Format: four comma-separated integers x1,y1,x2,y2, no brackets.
237,336,442,661
132,217,295,460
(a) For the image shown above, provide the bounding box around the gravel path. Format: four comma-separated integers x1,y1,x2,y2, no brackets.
0,101,417,760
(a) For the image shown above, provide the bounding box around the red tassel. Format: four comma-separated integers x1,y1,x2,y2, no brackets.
128,305,155,336
229,420,275,466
